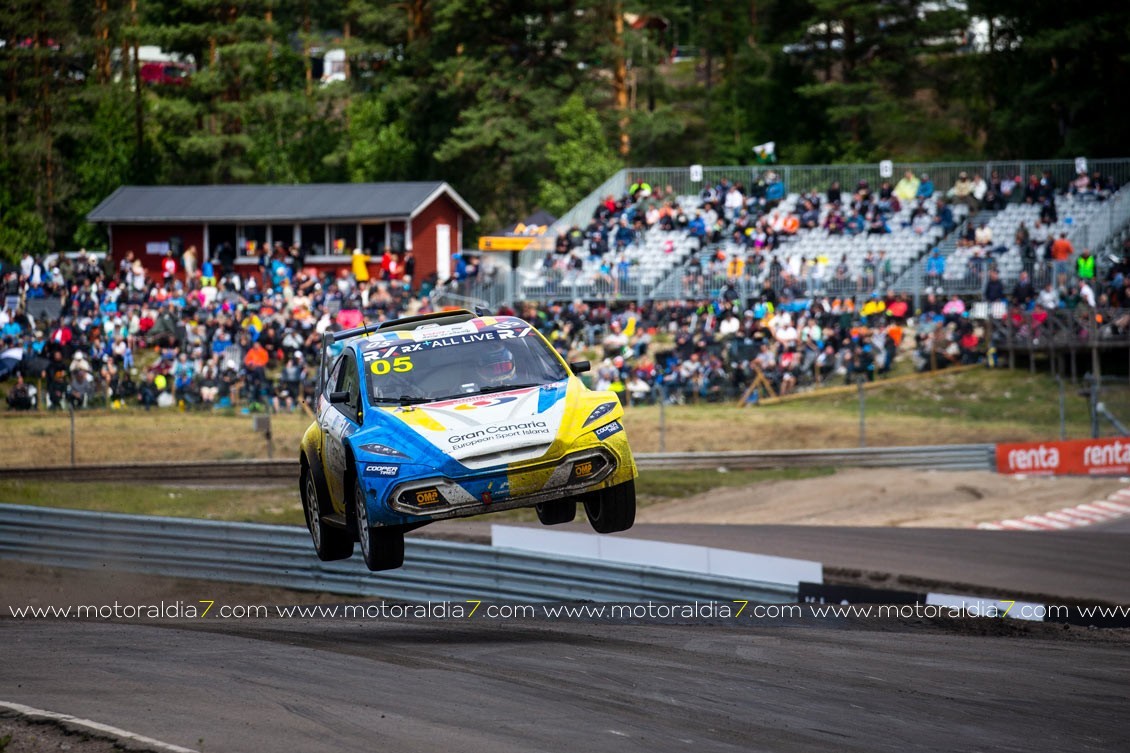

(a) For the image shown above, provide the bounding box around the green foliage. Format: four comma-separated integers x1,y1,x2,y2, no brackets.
345,96,416,182
537,95,623,216
0,0,1126,255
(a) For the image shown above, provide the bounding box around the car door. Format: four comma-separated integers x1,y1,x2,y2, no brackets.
322,351,364,510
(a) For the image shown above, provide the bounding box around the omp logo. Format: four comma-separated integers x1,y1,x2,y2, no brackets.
574,461,594,477
448,421,548,444
1006,445,1060,471
1083,441,1130,467
453,396,519,412
415,489,440,505
363,464,399,477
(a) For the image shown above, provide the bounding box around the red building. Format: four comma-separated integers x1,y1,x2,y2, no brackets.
86,182,479,284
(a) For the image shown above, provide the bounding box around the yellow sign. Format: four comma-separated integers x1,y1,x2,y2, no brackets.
478,236,535,252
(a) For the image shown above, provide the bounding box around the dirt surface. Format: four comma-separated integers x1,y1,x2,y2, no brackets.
636,468,1130,527
0,717,130,753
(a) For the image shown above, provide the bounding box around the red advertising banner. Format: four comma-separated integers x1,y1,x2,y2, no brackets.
996,438,1130,476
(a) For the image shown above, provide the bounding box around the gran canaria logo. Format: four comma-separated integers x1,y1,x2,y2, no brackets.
448,421,547,444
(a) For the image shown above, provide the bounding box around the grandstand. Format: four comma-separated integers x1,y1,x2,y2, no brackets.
448,158,1130,309
941,193,1118,293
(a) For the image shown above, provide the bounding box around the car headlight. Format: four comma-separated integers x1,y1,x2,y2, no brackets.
358,442,408,459
583,402,618,427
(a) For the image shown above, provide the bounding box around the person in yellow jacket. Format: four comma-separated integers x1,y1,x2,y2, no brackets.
351,247,371,283
1076,247,1095,281
861,295,886,319
894,170,920,203
726,253,745,278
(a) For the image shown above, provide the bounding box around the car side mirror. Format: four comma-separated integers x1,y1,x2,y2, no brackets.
329,390,350,404
570,360,590,374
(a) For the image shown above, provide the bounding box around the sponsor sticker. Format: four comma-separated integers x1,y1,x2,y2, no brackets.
415,488,441,506
593,420,623,441
447,420,550,451
363,464,400,477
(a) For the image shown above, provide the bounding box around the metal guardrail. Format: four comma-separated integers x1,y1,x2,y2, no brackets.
0,444,995,483
637,444,994,471
0,505,794,604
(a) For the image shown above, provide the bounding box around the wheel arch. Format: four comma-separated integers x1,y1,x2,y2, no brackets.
301,446,335,523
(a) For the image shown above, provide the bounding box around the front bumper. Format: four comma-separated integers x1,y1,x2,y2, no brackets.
386,447,620,521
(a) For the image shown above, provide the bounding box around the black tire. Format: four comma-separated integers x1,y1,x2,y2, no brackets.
582,479,636,534
535,499,577,526
354,482,405,571
301,464,353,561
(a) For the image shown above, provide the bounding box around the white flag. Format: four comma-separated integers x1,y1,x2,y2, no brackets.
753,141,776,163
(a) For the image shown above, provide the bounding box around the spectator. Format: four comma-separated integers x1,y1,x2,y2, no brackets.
984,269,1006,303
1036,281,1059,310
6,373,35,410
1011,271,1036,308
950,172,978,211
925,248,945,287
161,250,178,286
894,170,920,203
1050,233,1074,283
932,199,955,234
1076,247,1096,282
917,173,935,200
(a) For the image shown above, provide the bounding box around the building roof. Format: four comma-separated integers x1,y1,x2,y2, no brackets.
87,182,479,224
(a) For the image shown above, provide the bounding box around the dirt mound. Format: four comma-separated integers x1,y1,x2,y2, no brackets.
638,468,1129,528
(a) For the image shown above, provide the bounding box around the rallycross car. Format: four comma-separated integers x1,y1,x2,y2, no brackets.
299,309,638,571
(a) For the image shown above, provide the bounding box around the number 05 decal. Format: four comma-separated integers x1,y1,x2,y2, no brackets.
371,356,413,375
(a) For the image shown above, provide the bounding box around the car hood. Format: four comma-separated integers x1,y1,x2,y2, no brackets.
380,381,569,465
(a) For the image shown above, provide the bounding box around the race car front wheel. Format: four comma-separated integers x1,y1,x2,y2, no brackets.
535,500,577,525
582,479,636,534
302,465,353,561
355,483,405,571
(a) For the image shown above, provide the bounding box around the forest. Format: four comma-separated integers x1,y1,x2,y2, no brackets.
0,0,1125,260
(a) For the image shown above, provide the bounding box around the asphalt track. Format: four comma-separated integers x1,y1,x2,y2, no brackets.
429,519,1130,603
2,608,1128,753
3,515,1129,751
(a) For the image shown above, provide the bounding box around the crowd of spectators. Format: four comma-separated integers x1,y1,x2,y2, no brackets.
10,165,1122,412
1,243,431,412
506,294,917,405
0,236,945,413
544,169,953,297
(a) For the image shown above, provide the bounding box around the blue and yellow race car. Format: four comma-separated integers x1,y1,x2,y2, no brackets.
300,309,637,571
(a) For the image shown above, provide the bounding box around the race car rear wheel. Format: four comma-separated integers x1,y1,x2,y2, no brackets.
535,500,577,526
355,483,405,571
302,464,353,561
582,479,636,534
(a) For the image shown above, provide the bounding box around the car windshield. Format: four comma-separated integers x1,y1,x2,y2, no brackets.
362,330,569,405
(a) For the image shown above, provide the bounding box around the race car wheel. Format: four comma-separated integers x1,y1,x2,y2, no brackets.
535,499,577,526
582,479,636,534
302,465,353,561
355,483,405,571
